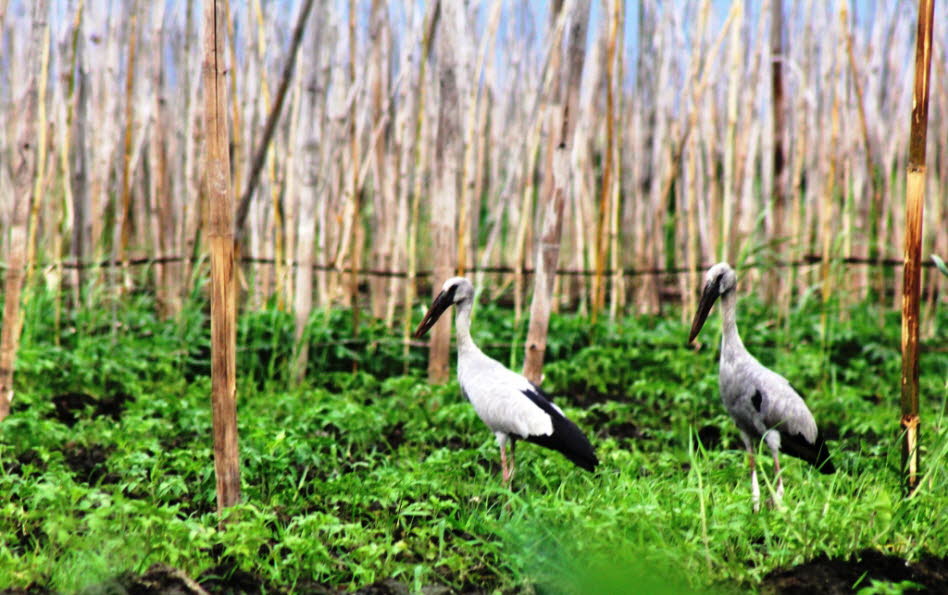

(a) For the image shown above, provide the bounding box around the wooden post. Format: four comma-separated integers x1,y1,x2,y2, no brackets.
900,0,934,493
203,0,240,511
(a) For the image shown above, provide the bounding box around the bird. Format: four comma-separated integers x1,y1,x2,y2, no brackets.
688,263,835,512
414,276,598,484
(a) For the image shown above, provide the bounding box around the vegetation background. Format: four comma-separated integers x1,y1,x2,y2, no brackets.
0,0,946,592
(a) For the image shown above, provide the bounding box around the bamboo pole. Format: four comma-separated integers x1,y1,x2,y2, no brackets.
720,1,743,264
0,0,46,422
150,0,172,317
403,0,440,366
458,0,502,278
523,0,589,385
345,0,362,358
900,0,934,494
820,2,845,339
24,8,50,282
367,0,390,318
234,0,316,238
607,0,624,321
203,0,240,512
179,0,201,303
115,0,140,291
427,0,461,384
771,0,788,307
293,11,327,384
592,0,619,321
63,0,86,308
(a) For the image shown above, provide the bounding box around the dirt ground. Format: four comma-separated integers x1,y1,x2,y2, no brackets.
760,548,948,594
3,549,947,594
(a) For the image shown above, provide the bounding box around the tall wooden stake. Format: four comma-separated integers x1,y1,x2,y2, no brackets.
203,0,241,511
900,0,934,493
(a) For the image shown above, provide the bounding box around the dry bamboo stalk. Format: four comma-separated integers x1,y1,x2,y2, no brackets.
533,0,564,287
523,145,569,385
203,0,240,512
512,121,542,324
0,0,46,422
720,1,743,264
179,0,201,302
522,0,589,384
426,0,462,384
63,0,86,308
820,4,845,315
345,0,362,350
607,0,624,321
368,0,391,318
844,4,884,304
115,0,140,291
223,0,243,195
458,0,502,278
386,4,423,328
293,10,328,383
770,0,788,306
685,0,712,324
900,0,934,494
235,0,316,237
592,0,619,321
150,0,173,317
24,11,50,281
251,0,283,308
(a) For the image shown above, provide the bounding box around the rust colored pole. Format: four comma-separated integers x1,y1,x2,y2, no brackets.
203,0,241,511
900,0,934,493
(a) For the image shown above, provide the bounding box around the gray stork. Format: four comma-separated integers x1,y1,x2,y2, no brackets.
414,277,598,483
689,263,835,511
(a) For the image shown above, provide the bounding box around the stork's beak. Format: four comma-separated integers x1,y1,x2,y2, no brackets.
689,278,720,343
413,287,456,338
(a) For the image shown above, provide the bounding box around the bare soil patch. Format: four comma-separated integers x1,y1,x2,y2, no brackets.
761,549,948,594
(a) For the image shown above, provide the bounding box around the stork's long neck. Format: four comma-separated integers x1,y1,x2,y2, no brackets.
719,289,746,358
454,298,477,354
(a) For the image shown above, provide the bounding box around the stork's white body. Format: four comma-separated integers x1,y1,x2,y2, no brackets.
691,264,835,511
416,277,597,482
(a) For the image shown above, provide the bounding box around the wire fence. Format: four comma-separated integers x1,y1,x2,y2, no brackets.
9,254,940,277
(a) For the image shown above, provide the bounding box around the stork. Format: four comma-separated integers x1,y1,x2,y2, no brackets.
414,277,598,484
689,263,835,512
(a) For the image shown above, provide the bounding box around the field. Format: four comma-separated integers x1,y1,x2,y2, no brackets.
1,283,946,593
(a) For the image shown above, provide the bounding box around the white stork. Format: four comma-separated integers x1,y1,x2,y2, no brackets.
689,263,835,511
414,277,598,484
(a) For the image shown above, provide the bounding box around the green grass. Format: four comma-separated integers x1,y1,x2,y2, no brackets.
0,284,946,592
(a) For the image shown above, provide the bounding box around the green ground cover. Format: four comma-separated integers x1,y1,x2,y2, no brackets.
0,285,946,593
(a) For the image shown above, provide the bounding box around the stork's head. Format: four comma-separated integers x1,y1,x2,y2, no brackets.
413,277,475,338
688,263,737,343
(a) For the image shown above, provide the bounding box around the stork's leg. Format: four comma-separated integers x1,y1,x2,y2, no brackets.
500,443,511,484
497,433,512,484
770,447,784,507
509,439,517,481
741,433,760,513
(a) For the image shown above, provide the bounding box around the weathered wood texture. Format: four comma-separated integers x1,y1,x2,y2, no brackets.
900,0,935,493
203,0,241,511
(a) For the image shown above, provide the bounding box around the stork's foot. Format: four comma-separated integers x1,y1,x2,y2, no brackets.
765,493,786,511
